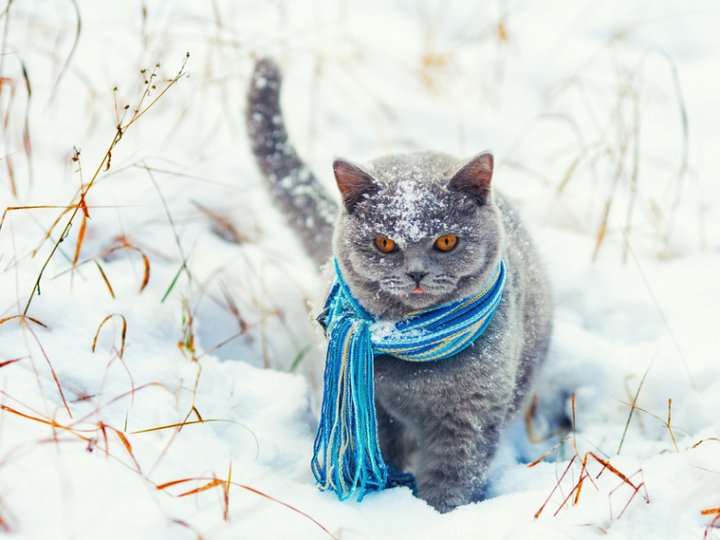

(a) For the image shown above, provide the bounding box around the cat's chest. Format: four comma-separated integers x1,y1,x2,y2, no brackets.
372,307,521,415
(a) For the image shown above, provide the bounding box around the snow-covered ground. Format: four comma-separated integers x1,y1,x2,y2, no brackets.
1,1,719,538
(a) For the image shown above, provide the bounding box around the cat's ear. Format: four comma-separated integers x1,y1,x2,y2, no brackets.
333,159,378,211
448,152,494,204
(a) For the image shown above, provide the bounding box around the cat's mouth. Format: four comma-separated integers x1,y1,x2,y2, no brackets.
382,283,454,310
378,277,458,308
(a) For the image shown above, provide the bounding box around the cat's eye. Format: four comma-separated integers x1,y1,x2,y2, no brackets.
434,234,458,252
374,236,397,254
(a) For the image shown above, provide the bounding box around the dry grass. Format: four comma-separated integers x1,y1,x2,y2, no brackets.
529,394,650,520
0,389,332,535
0,12,325,528
702,507,720,539
0,0,33,198
22,56,189,316
157,475,337,538
0,494,13,533
505,40,694,261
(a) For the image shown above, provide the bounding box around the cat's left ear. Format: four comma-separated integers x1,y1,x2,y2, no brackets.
448,152,494,204
333,159,379,211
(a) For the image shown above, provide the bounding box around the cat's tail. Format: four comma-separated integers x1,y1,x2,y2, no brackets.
246,58,338,266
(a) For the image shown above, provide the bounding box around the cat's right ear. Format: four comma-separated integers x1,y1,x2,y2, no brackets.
448,152,494,205
333,159,378,211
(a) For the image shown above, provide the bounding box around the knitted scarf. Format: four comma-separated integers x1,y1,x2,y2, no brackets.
311,258,507,501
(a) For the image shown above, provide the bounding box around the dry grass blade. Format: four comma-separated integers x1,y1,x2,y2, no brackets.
71,381,166,425
618,359,654,454
51,0,81,93
0,204,124,245
0,493,13,533
527,434,571,468
692,437,720,449
170,519,204,540
555,153,584,195
224,462,232,521
93,259,115,298
156,477,208,491
192,200,247,244
130,414,259,462
21,317,72,417
0,511,11,533
592,201,611,261
179,478,224,497
0,314,47,328
161,263,185,303
129,418,237,434
702,507,720,539
191,406,203,421
609,469,647,519
178,299,195,356
91,314,127,359
19,58,32,185
236,481,337,539
0,206,80,234
156,477,337,539
0,404,78,434
30,205,74,254
97,421,109,456
4,153,17,196
98,422,142,473
534,454,577,518
570,392,577,454
665,398,680,453
72,211,88,267
620,209,695,389
102,243,151,292
0,356,25,368
218,280,248,333
143,164,193,300
525,394,570,444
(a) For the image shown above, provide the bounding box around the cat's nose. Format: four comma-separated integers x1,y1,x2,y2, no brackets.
407,271,428,285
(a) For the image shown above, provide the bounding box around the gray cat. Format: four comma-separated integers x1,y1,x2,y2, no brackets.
245,58,553,513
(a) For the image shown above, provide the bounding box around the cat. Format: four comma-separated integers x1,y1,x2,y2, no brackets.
245,58,553,513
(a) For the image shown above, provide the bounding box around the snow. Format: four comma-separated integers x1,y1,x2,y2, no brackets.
1,0,720,539
382,178,434,242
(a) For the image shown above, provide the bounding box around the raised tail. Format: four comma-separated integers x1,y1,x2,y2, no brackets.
246,58,338,265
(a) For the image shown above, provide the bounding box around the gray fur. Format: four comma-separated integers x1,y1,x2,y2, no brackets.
245,59,553,513
246,58,337,265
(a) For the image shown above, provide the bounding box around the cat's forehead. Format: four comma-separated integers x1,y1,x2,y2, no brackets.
355,177,473,242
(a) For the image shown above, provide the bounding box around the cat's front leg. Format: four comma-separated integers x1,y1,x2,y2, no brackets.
375,400,407,470
413,391,512,513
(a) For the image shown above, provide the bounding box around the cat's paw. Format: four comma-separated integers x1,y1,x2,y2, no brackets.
420,484,477,514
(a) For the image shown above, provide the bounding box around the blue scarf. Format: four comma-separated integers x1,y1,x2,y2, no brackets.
311,258,507,501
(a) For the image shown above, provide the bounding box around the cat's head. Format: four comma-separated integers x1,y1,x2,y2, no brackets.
332,151,504,319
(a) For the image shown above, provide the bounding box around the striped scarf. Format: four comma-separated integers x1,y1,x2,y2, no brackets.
311,258,507,501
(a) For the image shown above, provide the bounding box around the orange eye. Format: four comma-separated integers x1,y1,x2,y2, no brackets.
434,235,458,252
374,237,397,253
